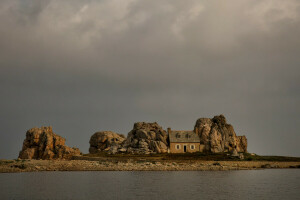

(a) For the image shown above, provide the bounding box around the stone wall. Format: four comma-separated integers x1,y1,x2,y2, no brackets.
170,143,200,153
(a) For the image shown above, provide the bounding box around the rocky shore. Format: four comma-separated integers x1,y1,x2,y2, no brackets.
4,116,298,173
1,159,299,173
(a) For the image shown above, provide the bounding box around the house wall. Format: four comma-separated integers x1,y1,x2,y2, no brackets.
200,144,205,152
170,143,200,153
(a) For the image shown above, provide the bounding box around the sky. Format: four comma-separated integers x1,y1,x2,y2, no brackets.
0,0,299,159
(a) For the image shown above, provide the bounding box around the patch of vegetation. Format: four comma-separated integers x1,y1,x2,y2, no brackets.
136,160,148,164
0,160,14,165
243,153,300,162
12,164,27,169
14,159,26,163
81,152,300,162
213,162,221,166
164,152,240,161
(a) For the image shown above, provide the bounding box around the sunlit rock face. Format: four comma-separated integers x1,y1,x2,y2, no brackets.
236,136,247,153
19,126,81,160
123,122,169,154
194,115,247,153
89,131,126,154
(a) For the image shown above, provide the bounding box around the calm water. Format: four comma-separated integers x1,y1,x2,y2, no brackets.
0,169,299,200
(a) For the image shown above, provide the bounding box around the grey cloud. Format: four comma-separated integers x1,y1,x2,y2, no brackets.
0,0,300,158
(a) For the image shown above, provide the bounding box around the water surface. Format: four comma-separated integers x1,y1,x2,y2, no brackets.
0,169,299,200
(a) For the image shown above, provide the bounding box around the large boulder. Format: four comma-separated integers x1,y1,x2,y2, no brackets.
194,115,247,153
89,131,125,154
19,126,81,160
124,122,168,154
236,136,247,153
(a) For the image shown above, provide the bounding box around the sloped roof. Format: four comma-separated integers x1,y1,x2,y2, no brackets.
169,130,200,143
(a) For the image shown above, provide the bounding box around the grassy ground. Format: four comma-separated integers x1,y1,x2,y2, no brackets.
82,152,300,162
2,154,300,172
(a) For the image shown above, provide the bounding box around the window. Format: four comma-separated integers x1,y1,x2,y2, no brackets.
176,133,181,138
190,144,195,150
176,144,181,150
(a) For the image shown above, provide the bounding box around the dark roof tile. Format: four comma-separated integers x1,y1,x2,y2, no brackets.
169,130,200,143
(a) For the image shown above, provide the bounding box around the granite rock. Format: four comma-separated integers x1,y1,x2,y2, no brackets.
123,122,168,154
89,131,125,154
194,115,247,153
19,126,81,160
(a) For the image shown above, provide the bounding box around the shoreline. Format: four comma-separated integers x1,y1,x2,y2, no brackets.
1,159,300,173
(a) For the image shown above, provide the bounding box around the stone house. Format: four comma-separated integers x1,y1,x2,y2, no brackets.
168,128,204,153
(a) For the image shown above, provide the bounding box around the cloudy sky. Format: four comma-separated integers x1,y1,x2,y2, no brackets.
0,0,299,159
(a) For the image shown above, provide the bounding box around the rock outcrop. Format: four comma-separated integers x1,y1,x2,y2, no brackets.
123,122,169,154
87,115,247,155
194,115,247,153
89,131,126,154
236,136,247,153
19,126,81,160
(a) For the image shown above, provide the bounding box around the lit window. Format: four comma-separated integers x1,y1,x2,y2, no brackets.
190,145,195,150
176,144,180,150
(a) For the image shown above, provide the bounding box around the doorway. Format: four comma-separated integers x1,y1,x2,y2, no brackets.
184,145,187,152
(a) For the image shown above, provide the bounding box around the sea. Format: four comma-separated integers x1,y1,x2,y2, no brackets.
0,169,299,200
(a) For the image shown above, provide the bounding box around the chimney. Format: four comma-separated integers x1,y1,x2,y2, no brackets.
195,127,199,135
167,127,171,135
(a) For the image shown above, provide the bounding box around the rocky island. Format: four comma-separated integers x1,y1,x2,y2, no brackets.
1,115,299,173
87,115,247,155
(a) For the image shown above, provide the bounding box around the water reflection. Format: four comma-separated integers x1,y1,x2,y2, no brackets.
0,170,299,200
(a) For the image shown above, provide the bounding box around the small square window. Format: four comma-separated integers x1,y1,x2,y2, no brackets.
190,145,195,150
176,144,180,150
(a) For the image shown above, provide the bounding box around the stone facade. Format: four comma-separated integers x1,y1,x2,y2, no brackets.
170,142,201,153
168,128,202,153
168,115,247,154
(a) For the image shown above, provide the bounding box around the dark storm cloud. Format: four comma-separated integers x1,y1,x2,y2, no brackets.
0,0,300,158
